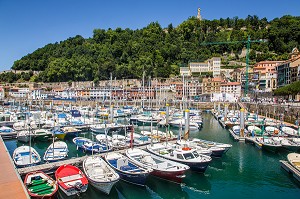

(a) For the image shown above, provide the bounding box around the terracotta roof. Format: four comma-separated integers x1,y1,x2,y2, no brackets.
221,82,241,86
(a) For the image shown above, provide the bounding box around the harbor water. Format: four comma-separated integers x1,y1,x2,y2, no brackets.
4,113,300,199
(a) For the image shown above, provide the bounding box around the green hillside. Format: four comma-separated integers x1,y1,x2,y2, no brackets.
3,15,300,83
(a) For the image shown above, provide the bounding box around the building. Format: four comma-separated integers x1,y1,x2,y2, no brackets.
8,87,30,98
189,57,221,77
179,67,191,76
277,48,300,87
202,77,222,94
220,82,241,98
253,60,284,91
0,87,4,100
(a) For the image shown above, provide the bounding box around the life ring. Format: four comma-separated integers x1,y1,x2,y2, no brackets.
182,147,191,151
274,129,279,134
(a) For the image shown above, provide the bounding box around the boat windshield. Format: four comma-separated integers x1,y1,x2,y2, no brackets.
192,151,199,158
183,152,194,160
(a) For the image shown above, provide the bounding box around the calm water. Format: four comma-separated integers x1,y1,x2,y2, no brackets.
5,113,300,199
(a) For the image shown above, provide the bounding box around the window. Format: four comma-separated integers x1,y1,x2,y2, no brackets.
177,154,184,159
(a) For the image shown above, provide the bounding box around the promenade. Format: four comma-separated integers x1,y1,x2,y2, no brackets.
0,137,29,198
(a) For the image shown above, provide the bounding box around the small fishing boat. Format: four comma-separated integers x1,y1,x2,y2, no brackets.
44,141,68,162
24,171,58,199
83,156,120,194
0,126,15,133
62,126,81,137
13,146,41,167
34,128,52,142
176,140,212,156
192,138,232,154
105,152,152,186
55,164,88,196
73,137,111,153
281,126,299,137
126,148,189,183
256,137,282,152
17,130,34,143
273,137,300,152
247,125,262,136
52,126,67,140
147,143,212,172
287,153,300,172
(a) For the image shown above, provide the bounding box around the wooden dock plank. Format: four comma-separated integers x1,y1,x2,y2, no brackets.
280,160,300,182
0,137,29,199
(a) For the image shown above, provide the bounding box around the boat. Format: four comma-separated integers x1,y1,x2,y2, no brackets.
273,137,300,152
169,119,199,130
83,156,120,194
13,145,41,167
17,130,34,143
24,171,58,199
61,126,81,137
256,137,282,152
52,126,67,140
287,153,300,172
126,148,189,183
265,126,280,136
176,139,212,157
0,126,15,133
247,125,263,136
281,126,299,137
73,137,111,153
191,138,232,154
34,129,53,142
147,143,212,172
55,164,88,196
105,152,152,186
44,141,68,162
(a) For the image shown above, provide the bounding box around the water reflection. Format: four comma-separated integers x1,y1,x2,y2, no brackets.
182,171,211,195
147,176,189,199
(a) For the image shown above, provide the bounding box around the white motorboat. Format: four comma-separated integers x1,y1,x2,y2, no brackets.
147,143,211,173
83,156,119,195
126,148,189,183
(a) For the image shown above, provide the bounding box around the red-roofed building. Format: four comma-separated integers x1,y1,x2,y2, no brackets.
220,82,241,97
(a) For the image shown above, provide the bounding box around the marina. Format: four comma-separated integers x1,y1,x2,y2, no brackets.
1,109,300,199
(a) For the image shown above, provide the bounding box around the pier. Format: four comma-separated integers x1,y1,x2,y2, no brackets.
0,137,29,198
280,160,300,182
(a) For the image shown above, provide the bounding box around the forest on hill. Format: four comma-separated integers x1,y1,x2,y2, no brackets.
2,15,300,83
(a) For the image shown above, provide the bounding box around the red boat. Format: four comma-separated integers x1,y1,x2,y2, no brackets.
55,164,88,196
24,171,58,199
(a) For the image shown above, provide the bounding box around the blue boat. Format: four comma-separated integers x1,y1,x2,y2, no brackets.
73,137,111,153
105,152,152,186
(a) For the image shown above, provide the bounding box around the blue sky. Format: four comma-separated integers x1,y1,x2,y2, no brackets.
0,0,299,71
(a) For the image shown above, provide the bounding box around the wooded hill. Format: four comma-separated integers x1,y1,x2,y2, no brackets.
4,15,300,83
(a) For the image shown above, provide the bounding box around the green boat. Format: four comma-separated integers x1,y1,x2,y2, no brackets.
24,171,58,199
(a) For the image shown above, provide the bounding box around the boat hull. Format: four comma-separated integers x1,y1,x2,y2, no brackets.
116,171,149,186
89,179,118,195
151,169,185,183
58,184,88,197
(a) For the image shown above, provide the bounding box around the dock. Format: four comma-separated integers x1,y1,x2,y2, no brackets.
0,137,29,199
280,160,300,182
17,140,177,176
228,129,245,142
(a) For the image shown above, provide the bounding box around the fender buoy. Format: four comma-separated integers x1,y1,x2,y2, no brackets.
182,147,191,151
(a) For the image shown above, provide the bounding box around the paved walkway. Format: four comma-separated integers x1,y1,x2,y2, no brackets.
0,137,29,199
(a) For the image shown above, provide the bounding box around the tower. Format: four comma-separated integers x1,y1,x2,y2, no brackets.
197,8,202,20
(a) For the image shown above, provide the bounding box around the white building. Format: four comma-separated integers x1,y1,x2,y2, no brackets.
0,87,4,100
189,57,221,77
179,67,191,76
8,87,30,98
89,88,111,99
220,82,241,98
